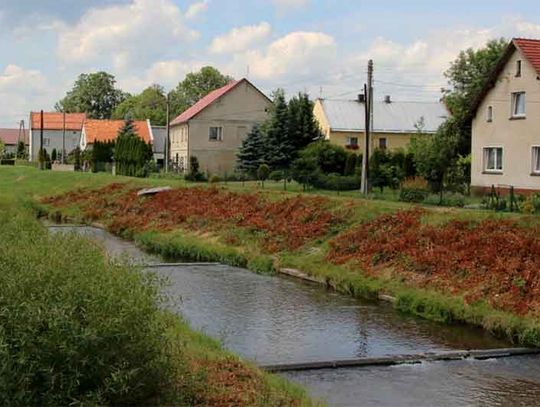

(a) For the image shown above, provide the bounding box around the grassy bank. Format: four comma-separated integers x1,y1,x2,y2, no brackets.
5,166,540,350
0,169,319,406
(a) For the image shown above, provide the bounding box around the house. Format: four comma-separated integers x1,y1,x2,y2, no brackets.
80,119,153,151
169,78,272,175
29,112,86,161
471,38,540,194
313,96,448,153
0,128,28,156
151,126,167,168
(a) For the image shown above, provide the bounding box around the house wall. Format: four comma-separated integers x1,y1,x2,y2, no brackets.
171,81,271,175
313,99,331,139
472,49,540,192
30,129,81,161
328,130,417,154
169,123,189,171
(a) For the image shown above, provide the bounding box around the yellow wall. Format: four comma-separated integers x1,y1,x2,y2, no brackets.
472,48,540,191
328,130,414,154
170,81,271,175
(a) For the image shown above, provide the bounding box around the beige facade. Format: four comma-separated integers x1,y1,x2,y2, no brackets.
471,44,540,192
325,130,416,154
170,79,271,175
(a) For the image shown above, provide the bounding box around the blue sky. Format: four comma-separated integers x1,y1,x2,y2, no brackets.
1,0,540,127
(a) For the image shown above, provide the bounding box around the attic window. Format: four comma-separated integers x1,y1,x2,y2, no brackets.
516,60,522,77
487,106,493,122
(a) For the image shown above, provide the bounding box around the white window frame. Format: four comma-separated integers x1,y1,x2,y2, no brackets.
379,137,387,150
483,146,503,173
43,138,50,147
487,106,493,122
347,136,358,146
511,92,526,118
532,146,540,175
209,126,223,142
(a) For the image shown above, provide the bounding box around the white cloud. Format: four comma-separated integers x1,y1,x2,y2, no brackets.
57,0,199,71
185,0,209,20
0,65,54,126
209,22,272,54
271,0,310,13
230,31,336,82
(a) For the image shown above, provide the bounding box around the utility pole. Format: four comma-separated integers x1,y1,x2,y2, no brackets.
165,93,170,173
39,110,44,170
62,110,66,164
361,59,373,194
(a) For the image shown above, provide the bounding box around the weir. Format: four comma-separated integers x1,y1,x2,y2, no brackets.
262,347,540,372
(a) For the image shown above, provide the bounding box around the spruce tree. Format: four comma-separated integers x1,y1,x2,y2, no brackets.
236,125,265,177
264,90,294,171
288,92,323,154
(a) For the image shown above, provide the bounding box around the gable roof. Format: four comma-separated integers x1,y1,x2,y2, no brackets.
472,38,540,114
30,112,86,131
0,128,29,145
83,119,153,144
170,78,270,125
318,99,448,134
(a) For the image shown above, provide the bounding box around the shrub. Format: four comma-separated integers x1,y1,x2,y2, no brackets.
399,177,430,203
269,170,283,182
0,209,172,406
257,164,270,186
0,159,15,166
311,172,361,191
209,174,221,184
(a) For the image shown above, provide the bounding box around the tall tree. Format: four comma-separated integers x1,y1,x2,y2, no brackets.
114,119,153,177
236,125,265,177
112,84,167,125
264,89,294,171
0,139,5,158
55,72,127,119
169,66,233,117
287,92,323,153
443,38,507,154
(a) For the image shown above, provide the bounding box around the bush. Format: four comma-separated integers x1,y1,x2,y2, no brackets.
0,209,172,406
399,178,430,203
0,159,15,166
269,170,283,182
209,174,221,184
424,192,465,207
311,172,361,191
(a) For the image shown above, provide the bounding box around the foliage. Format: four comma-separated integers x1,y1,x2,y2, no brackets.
114,119,153,177
113,84,167,125
369,148,407,191
269,170,284,182
45,184,341,253
169,67,233,117
264,90,294,171
399,177,430,203
51,148,57,162
55,72,127,119
310,173,361,191
0,138,4,157
236,125,265,177
344,153,358,176
296,140,349,175
257,164,270,187
91,140,115,172
0,208,172,406
16,141,27,160
327,208,540,317
184,156,205,182
287,92,323,153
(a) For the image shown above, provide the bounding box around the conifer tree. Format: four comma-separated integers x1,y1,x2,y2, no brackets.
114,119,153,177
236,125,265,177
264,90,294,171
288,92,323,154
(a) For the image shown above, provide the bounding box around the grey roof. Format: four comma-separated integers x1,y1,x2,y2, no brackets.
151,126,166,154
319,99,449,134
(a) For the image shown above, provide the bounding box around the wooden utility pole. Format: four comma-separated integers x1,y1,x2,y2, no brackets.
361,59,373,194
165,93,170,173
39,110,44,170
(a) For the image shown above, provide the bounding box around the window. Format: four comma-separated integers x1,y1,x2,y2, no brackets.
532,147,540,174
209,126,223,141
379,138,387,150
516,60,522,77
487,106,493,122
347,136,358,146
512,92,526,117
43,138,50,147
483,147,503,172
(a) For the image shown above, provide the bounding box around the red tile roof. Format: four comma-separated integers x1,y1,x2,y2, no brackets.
30,112,86,131
0,128,28,145
171,79,242,125
514,38,540,75
83,119,152,144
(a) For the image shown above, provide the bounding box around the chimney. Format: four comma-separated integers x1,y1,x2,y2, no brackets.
384,95,392,104
357,93,366,103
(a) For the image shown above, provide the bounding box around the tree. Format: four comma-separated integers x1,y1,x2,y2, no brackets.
169,67,233,117
297,140,349,175
443,38,507,155
51,148,57,162
287,92,323,153
409,118,461,203
114,119,153,177
257,164,270,188
55,72,127,119
16,141,27,159
264,90,294,171
236,125,265,178
113,84,167,125
185,156,204,181
0,139,4,158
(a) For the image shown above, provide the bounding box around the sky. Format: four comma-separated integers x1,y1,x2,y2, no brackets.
1,0,540,127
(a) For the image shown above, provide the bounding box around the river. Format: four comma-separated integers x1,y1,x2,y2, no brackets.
50,225,540,407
